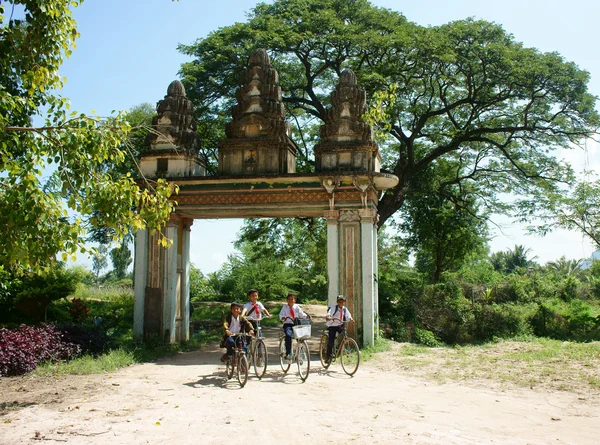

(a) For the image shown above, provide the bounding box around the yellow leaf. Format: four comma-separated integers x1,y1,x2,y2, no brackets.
61,252,68,262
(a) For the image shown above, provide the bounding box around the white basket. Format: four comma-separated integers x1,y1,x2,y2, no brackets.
292,324,311,339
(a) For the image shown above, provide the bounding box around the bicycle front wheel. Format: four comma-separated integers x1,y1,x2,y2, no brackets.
340,337,360,376
319,334,330,369
237,353,249,387
297,340,310,382
279,337,291,373
253,339,268,379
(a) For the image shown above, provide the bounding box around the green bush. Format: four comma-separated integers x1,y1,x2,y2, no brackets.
412,327,440,347
492,274,534,303
416,279,473,344
470,303,533,342
531,299,600,341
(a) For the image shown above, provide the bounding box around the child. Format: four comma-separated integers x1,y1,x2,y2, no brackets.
325,295,353,361
242,289,271,328
221,302,254,362
279,293,308,359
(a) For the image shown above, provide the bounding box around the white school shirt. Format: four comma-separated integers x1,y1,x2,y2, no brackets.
279,304,306,324
326,305,352,327
243,301,266,320
229,316,242,334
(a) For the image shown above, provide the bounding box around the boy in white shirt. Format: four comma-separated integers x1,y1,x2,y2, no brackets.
278,293,308,359
325,295,353,362
242,289,271,329
221,302,254,362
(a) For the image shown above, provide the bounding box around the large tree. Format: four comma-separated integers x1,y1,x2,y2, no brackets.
179,0,599,229
0,1,175,273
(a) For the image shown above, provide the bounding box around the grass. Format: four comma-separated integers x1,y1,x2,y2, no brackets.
35,348,136,376
360,336,393,361
390,337,600,392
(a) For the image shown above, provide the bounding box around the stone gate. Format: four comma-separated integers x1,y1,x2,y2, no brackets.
133,49,398,346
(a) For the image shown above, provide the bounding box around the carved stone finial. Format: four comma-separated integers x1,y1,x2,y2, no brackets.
217,49,296,175
139,80,205,178
145,80,198,152
167,80,186,97
248,48,271,67
339,68,357,85
314,70,380,173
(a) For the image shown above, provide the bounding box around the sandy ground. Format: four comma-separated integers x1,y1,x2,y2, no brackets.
1,306,598,445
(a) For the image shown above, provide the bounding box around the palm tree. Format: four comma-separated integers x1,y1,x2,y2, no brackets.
546,256,582,277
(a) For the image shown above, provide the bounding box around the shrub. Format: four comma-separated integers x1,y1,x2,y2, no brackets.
69,298,90,324
492,274,534,303
412,327,441,347
14,266,79,321
531,299,600,341
0,324,81,376
416,279,473,344
470,303,533,342
60,325,111,355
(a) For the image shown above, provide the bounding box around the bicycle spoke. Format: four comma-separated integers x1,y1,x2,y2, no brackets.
319,334,330,369
279,337,290,373
237,354,249,387
297,340,310,382
340,338,360,376
254,340,267,379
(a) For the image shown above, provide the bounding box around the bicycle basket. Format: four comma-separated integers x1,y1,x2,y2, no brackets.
292,324,311,339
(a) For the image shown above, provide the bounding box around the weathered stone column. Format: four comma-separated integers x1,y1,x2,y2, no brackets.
177,219,193,341
133,229,148,342
163,216,179,343
337,210,361,341
324,210,340,306
360,208,377,346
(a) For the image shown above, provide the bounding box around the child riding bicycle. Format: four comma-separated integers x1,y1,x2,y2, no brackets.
242,288,271,328
325,295,353,362
221,302,254,362
279,293,308,360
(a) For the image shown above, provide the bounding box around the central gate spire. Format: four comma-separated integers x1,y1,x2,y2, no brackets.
218,48,297,175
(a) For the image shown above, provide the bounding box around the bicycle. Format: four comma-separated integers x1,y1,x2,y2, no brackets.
225,333,251,387
278,316,311,382
246,317,269,379
319,320,360,376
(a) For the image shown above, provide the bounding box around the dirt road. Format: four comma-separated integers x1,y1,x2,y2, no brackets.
1,306,598,444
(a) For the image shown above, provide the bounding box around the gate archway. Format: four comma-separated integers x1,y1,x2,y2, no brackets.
133,50,398,347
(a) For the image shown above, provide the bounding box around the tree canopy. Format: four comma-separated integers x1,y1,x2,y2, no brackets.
1,1,175,273
179,0,599,229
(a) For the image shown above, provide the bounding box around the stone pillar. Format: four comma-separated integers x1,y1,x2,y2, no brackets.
163,216,179,343
360,209,377,346
324,210,340,307
133,229,148,342
373,217,379,338
178,219,193,341
337,210,361,341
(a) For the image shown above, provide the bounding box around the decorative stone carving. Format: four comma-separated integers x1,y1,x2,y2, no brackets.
146,80,198,151
338,210,361,222
140,80,205,178
218,49,297,176
315,69,380,173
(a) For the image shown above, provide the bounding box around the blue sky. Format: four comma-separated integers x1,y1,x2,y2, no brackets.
56,0,600,273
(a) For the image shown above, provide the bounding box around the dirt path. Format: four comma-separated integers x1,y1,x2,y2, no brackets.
1,306,598,444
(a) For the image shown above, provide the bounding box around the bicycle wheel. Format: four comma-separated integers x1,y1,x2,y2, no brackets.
340,337,360,376
279,337,290,373
225,354,234,379
253,339,268,379
319,334,331,369
237,353,249,387
297,340,310,382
